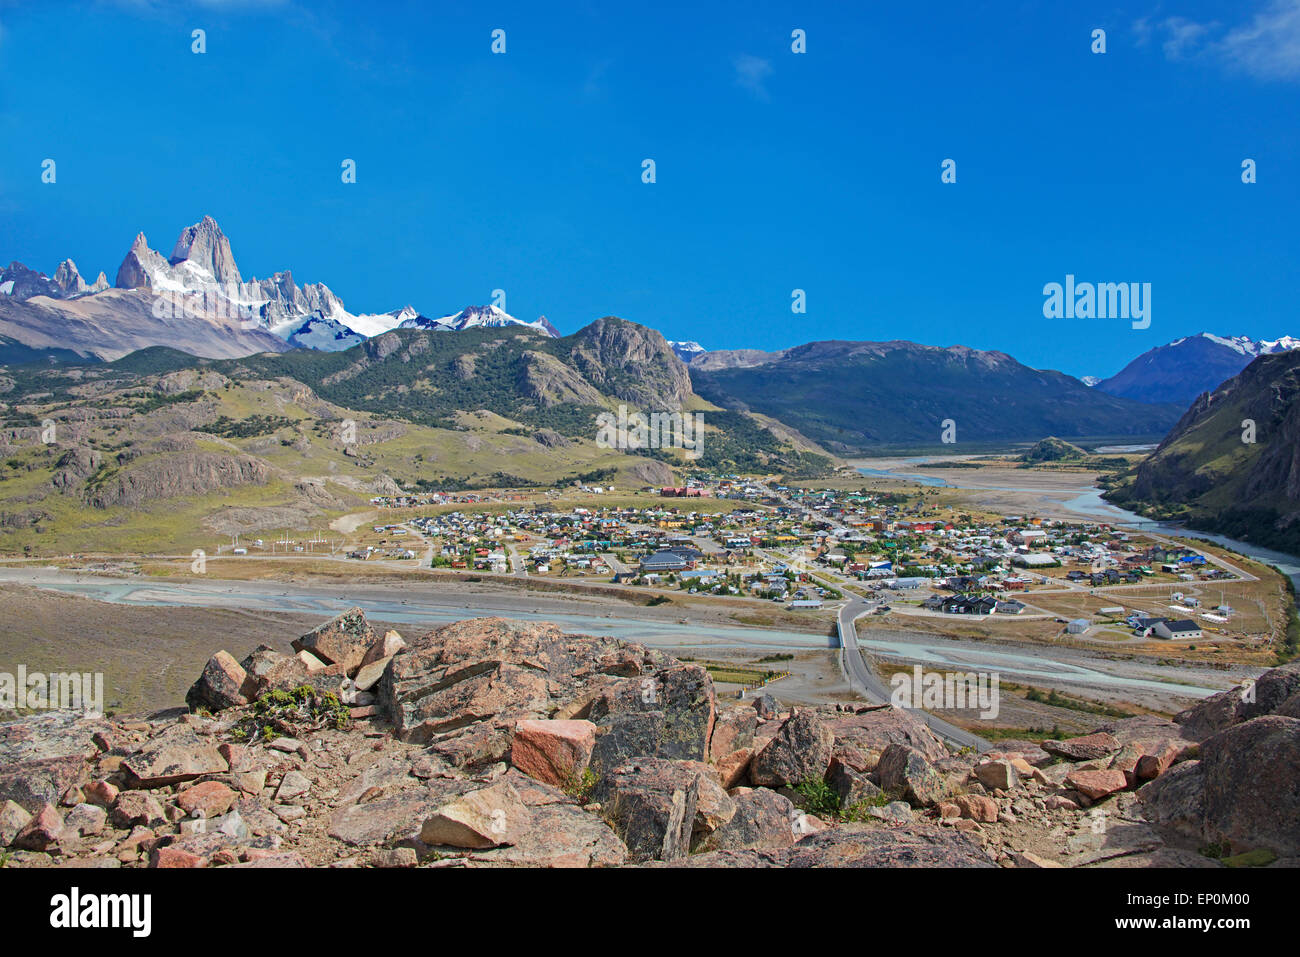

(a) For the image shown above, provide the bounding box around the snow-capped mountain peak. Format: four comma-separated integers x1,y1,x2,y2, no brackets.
398,305,558,337
4,217,567,353
1095,331,1300,405
1166,332,1300,358
1260,335,1300,354
341,305,421,338
669,340,707,363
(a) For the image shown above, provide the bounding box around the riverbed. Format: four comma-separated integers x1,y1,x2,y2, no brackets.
0,566,1235,706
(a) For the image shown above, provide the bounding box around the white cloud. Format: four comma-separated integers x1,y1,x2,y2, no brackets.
1136,1,1300,81
1218,0,1300,79
732,54,772,101
1160,16,1215,59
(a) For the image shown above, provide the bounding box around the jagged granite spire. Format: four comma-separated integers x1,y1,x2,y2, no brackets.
52,259,87,296
115,232,168,290
170,214,242,285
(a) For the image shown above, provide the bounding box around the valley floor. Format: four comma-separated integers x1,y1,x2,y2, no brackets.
0,564,1248,737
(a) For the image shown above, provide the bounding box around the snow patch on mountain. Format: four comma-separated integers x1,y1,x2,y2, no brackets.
285,314,366,352
342,305,420,338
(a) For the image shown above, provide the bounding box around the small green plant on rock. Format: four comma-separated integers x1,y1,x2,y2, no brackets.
562,767,598,802
791,777,841,819
232,684,351,742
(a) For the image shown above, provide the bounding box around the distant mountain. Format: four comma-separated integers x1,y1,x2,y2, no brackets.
689,348,781,372
216,316,827,476
2,216,543,360
111,216,360,340
1,260,108,300
1104,350,1300,554
398,304,558,337
0,216,396,360
1095,333,1300,406
689,339,1184,451
238,316,692,426
0,286,291,362
283,315,366,352
342,305,422,338
668,340,706,364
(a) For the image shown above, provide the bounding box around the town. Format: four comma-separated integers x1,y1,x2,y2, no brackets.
321,473,1266,654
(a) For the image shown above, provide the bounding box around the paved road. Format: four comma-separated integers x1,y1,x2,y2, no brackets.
601,552,630,575
837,598,992,752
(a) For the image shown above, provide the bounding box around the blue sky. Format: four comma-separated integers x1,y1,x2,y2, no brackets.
1,0,1298,379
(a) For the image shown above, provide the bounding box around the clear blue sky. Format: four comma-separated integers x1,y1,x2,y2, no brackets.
2,0,1297,378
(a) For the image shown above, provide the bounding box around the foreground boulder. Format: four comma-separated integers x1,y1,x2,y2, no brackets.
588,664,717,762
876,744,946,807
121,726,227,789
0,801,31,845
829,705,948,763
826,758,883,809
186,651,256,712
0,711,101,811
700,787,797,852
750,710,834,788
1042,732,1121,762
709,707,757,759
1065,769,1129,801
1175,662,1300,741
380,618,662,744
601,758,702,863
1142,715,1300,857
291,606,378,674
13,803,64,851
420,780,529,849
510,719,596,789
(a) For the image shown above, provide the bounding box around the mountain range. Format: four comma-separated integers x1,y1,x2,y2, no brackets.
1103,349,1300,554
1092,333,1300,406
3,216,1294,454
0,216,558,360
688,340,1183,450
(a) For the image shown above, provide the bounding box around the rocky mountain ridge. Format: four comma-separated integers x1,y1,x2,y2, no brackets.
690,339,1184,450
1103,350,1300,553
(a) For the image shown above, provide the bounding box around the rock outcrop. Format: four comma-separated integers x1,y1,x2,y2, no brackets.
5,611,1298,870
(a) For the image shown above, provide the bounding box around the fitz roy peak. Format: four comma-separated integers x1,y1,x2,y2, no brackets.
112,215,362,348
0,215,561,360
